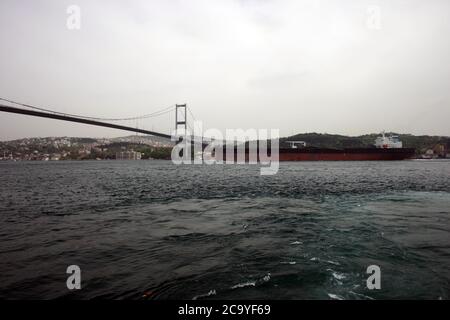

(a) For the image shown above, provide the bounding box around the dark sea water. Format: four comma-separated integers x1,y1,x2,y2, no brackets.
0,160,449,300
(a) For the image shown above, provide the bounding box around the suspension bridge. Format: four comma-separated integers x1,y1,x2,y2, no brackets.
0,97,198,142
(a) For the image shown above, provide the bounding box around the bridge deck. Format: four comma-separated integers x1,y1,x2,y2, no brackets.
0,104,173,139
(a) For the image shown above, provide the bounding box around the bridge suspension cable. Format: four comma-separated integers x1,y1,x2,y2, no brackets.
0,97,175,122
187,106,197,122
185,106,197,134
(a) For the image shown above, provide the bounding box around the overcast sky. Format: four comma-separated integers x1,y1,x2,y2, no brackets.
0,0,449,140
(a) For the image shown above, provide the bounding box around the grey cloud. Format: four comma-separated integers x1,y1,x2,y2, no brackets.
0,0,449,140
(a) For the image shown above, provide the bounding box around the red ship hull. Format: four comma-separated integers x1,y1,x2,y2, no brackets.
277,147,416,161
219,147,415,161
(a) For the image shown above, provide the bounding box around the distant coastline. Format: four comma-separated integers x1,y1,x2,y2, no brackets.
1,132,449,161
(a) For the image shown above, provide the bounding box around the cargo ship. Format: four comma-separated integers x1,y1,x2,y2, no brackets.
278,133,415,161
220,133,415,161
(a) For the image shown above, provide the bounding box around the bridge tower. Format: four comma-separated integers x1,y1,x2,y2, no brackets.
175,104,187,136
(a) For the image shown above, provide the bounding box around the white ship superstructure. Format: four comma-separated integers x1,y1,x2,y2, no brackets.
375,132,403,149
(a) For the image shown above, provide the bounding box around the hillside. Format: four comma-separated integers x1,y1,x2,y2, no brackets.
280,133,450,154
